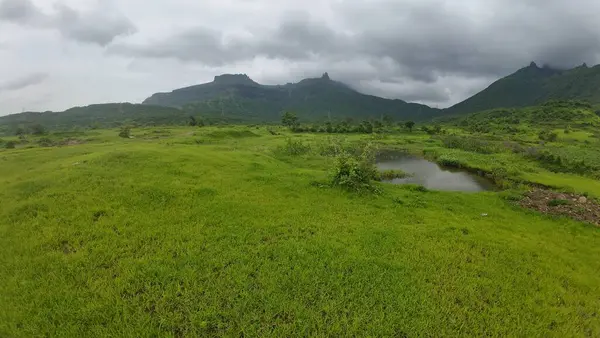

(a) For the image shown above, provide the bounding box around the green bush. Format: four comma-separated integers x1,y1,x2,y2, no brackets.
331,143,379,192
37,138,54,147
538,130,558,142
437,155,462,168
499,190,524,201
316,137,351,157
278,138,311,156
441,135,503,154
5,141,16,149
119,126,132,138
548,199,571,207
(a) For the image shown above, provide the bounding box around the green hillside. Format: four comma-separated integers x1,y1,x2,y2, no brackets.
144,73,440,121
446,62,600,115
445,100,600,132
0,104,186,136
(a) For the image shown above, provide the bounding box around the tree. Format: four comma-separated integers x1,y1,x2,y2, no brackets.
325,121,333,133
15,127,25,136
281,111,299,129
383,115,394,126
30,124,46,135
405,121,415,132
119,126,131,138
373,120,383,131
188,116,198,126
361,120,373,134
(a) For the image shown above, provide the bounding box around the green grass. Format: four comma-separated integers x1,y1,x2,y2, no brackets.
1,126,600,336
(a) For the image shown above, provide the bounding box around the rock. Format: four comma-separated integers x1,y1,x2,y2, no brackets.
557,194,567,200
578,196,587,204
481,213,488,217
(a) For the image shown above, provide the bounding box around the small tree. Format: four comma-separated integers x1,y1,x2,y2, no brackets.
188,116,198,126
5,141,16,149
119,126,131,138
325,121,333,133
30,124,46,135
405,121,415,132
281,111,299,129
361,120,373,134
383,115,394,126
15,127,25,137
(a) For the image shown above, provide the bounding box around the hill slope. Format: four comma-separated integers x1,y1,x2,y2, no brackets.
446,62,600,115
443,100,600,133
0,104,186,135
143,73,440,121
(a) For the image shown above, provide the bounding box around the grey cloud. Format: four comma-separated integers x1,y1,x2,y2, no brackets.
109,0,600,104
0,0,40,23
0,0,136,46
0,73,48,92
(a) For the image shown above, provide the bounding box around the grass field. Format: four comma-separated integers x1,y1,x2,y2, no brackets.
1,126,600,337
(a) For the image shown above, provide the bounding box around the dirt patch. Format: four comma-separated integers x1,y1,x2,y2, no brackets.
520,188,600,226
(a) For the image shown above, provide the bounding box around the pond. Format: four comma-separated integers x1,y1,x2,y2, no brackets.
376,153,495,192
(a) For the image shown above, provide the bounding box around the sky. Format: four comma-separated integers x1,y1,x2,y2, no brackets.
1,0,600,115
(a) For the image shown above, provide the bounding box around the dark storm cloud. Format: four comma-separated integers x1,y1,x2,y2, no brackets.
0,72,48,92
110,0,600,89
109,15,349,65
0,0,136,46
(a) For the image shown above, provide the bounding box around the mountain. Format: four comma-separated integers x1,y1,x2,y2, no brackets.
143,73,440,121
446,62,600,115
0,103,186,135
441,100,600,132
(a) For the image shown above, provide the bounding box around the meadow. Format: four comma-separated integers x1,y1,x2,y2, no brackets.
1,124,600,337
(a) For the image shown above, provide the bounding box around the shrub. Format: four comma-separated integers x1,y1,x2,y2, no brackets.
37,138,54,147
441,135,502,154
30,124,46,135
317,137,350,157
548,199,571,207
278,138,311,156
331,143,379,192
5,141,16,149
538,130,558,142
119,126,132,138
499,190,524,201
405,184,429,192
437,155,462,168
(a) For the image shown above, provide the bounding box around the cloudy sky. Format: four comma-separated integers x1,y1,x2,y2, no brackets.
1,0,600,115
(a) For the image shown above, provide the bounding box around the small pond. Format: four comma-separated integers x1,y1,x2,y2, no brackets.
376,153,495,192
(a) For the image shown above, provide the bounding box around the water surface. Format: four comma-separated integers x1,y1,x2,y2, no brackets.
376,153,495,192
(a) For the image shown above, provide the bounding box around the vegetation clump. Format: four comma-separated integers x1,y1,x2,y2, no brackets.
331,143,380,192
538,130,558,142
119,126,132,138
277,138,311,156
441,135,503,154
548,199,571,207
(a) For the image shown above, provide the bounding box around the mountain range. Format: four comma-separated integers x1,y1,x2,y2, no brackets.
2,62,600,134
144,72,439,121
445,62,600,115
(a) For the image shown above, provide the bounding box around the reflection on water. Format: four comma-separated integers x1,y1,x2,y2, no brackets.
376,153,495,192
